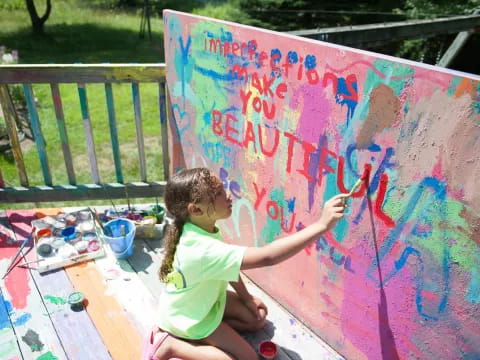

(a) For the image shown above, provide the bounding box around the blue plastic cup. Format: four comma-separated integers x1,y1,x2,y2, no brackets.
103,218,135,259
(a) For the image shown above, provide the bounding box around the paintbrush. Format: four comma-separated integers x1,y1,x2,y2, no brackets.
343,174,368,202
102,184,120,217
2,234,32,279
18,257,46,269
87,207,111,237
347,177,364,197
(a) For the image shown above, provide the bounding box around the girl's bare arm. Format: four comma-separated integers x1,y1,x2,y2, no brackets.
241,193,348,270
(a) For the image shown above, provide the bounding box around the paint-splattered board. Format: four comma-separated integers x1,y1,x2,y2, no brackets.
163,10,480,360
0,206,343,360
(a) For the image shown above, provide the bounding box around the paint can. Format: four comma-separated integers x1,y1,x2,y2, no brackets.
259,340,277,359
51,237,66,249
37,243,53,257
58,243,78,259
61,226,77,241
78,210,91,221
68,291,85,310
74,240,89,254
36,228,52,239
54,220,66,230
87,239,101,252
65,214,77,226
78,221,94,233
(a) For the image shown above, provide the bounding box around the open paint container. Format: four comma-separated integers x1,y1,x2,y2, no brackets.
259,340,277,359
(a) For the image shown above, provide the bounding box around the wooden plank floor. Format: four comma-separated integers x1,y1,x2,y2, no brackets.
0,205,344,360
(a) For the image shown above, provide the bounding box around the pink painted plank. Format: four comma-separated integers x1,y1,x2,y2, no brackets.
3,210,66,359
0,211,23,360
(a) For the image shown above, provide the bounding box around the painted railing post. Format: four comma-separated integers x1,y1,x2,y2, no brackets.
23,84,51,185
132,82,147,182
50,83,76,185
105,83,123,184
77,82,100,184
0,85,29,186
159,81,170,182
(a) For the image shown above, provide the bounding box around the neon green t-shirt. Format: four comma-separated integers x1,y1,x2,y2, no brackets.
156,222,247,339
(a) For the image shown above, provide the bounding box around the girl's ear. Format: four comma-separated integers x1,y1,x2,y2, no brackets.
187,203,203,216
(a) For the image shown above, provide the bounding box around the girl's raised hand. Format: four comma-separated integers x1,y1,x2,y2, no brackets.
317,194,349,231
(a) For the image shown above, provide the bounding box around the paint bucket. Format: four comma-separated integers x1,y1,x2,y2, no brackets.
259,341,277,359
103,218,135,259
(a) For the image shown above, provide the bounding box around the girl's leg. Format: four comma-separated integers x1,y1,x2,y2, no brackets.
154,332,234,360
200,321,259,360
224,290,267,332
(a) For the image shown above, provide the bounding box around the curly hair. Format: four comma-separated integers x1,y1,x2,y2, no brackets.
158,168,221,282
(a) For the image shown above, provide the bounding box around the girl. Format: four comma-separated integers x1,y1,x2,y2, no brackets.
143,167,347,360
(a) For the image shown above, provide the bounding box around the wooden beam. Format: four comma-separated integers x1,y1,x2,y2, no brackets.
437,30,473,67
0,181,166,203
288,14,480,48
0,64,166,84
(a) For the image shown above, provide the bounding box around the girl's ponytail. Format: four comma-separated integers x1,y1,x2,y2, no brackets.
159,167,218,282
159,218,184,282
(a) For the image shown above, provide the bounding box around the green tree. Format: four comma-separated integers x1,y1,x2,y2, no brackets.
25,0,52,35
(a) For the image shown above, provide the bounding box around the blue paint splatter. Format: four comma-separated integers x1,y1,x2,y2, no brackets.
0,296,32,329
286,197,296,212
335,77,358,124
304,55,316,70
287,51,298,64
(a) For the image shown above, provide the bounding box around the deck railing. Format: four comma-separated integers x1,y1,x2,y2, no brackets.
0,64,170,203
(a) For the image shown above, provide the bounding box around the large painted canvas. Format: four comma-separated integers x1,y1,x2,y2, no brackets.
163,10,480,359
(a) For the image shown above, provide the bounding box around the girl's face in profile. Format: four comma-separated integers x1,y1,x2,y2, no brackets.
209,175,233,220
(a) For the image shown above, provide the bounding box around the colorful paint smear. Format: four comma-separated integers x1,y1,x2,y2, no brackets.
164,10,480,360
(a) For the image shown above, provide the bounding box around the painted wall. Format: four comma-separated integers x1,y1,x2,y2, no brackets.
163,10,480,360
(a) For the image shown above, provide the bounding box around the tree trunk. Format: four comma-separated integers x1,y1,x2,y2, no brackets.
25,0,52,35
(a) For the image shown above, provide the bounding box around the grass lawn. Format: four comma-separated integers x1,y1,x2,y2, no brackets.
0,1,167,209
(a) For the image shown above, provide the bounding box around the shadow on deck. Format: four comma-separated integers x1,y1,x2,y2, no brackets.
0,204,343,360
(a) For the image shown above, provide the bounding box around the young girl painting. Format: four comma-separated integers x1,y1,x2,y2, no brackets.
142,167,348,360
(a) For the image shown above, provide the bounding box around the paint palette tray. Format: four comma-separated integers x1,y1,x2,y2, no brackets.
30,209,106,274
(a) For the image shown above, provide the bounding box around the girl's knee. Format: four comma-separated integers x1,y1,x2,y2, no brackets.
238,346,259,360
250,318,267,332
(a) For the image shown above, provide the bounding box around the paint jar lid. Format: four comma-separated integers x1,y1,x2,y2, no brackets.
54,220,66,229
87,239,101,252
74,240,89,253
37,243,53,257
62,226,77,241
37,228,52,239
51,237,66,249
68,291,85,306
78,221,94,232
78,210,91,221
259,341,277,359
58,243,78,259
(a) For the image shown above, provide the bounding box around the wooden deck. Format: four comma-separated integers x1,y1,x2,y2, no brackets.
0,205,343,360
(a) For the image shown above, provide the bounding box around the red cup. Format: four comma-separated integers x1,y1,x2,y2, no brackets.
259,340,277,359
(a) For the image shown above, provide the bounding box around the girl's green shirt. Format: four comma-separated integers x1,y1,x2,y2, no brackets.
157,222,247,339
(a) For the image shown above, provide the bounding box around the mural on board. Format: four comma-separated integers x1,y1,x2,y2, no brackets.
163,10,480,360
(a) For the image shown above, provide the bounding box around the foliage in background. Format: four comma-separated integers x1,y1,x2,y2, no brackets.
0,0,26,11
399,0,480,18
0,0,478,210
238,0,407,31
392,0,480,63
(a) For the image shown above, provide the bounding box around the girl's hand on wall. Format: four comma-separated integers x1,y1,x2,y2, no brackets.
317,194,348,231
